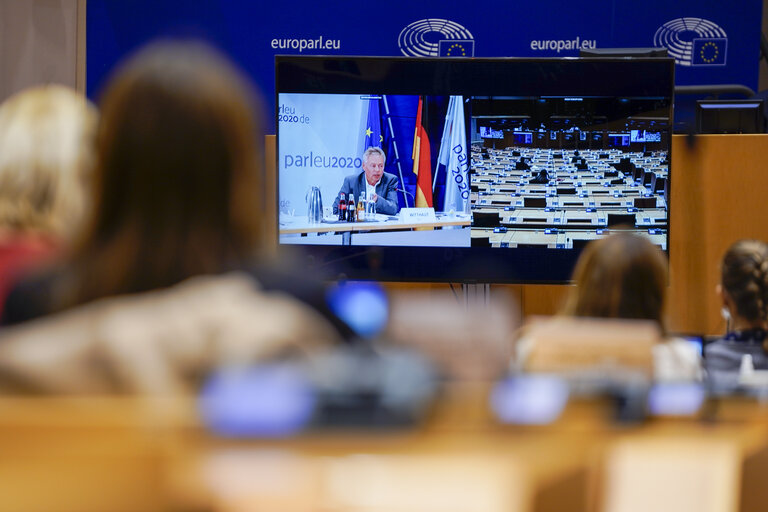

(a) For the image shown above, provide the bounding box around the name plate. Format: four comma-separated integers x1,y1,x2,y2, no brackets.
400,207,437,223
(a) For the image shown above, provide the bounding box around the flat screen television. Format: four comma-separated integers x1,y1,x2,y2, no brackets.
276,56,674,283
479,126,503,139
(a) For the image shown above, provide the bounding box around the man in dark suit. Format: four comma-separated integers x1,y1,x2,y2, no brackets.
332,147,400,215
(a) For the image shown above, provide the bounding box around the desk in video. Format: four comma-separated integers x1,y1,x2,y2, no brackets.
280,212,472,247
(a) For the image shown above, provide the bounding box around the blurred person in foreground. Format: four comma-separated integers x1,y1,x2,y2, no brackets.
0,42,341,394
515,232,702,381
705,240,768,390
0,86,96,314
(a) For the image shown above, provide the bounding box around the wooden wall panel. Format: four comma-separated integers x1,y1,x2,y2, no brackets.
667,134,768,335
518,284,569,319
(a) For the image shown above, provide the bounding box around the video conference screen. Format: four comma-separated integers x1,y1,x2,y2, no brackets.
480,126,503,139
276,57,674,283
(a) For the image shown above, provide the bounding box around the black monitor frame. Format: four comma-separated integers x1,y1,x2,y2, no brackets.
579,47,669,58
275,56,674,284
696,99,765,134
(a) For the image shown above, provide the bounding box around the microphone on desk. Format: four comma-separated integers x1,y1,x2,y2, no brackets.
396,188,416,208
396,188,415,199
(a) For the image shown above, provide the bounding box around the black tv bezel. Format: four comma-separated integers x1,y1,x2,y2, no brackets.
695,99,765,134
579,47,669,58
275,56,675,284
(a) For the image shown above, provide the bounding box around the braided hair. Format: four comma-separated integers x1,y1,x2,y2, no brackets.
721,240,768,329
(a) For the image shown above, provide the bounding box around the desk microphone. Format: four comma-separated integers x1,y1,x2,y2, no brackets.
396,188,415,208
396,188,415,199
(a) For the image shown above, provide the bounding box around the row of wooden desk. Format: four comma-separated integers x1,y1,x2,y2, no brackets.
473,163,668,182
470,228,667,249
472,174,665,195
471,208,668,230
1,385,766,512
474,195,663,209
472,147,668,174
472,190,662,206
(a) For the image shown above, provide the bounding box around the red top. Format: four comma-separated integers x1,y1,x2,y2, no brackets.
0,235,58,317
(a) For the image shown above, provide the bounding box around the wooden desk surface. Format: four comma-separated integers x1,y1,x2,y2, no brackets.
0,387,766,512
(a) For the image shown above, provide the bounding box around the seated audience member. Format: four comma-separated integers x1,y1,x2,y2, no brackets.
705,240,768,391
515,233,701,381
0,42,341,394
0,86,96,315
528,168,549,184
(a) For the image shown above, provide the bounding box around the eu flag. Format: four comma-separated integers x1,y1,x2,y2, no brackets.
438,40,475,57
364,96,382,150
692,38,727,66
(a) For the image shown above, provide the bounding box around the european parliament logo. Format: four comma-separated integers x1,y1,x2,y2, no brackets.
398,19,475,57
653,18,728,67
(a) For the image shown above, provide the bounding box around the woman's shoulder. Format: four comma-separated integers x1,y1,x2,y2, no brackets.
0,272,342,394
705,333,768,370
704,336,740,357
93,271,343,358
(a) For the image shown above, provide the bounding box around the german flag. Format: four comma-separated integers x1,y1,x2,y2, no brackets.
412,96,433,208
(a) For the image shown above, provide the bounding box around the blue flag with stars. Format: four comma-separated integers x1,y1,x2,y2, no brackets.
692,38,727,66
364,96,383,151
438,40,475,57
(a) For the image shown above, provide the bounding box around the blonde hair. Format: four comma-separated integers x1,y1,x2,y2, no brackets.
0,85,97,240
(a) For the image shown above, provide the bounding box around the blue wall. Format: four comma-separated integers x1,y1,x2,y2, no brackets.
87,1,763,131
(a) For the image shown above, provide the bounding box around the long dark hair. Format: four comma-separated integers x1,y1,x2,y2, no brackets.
64,41,265,306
